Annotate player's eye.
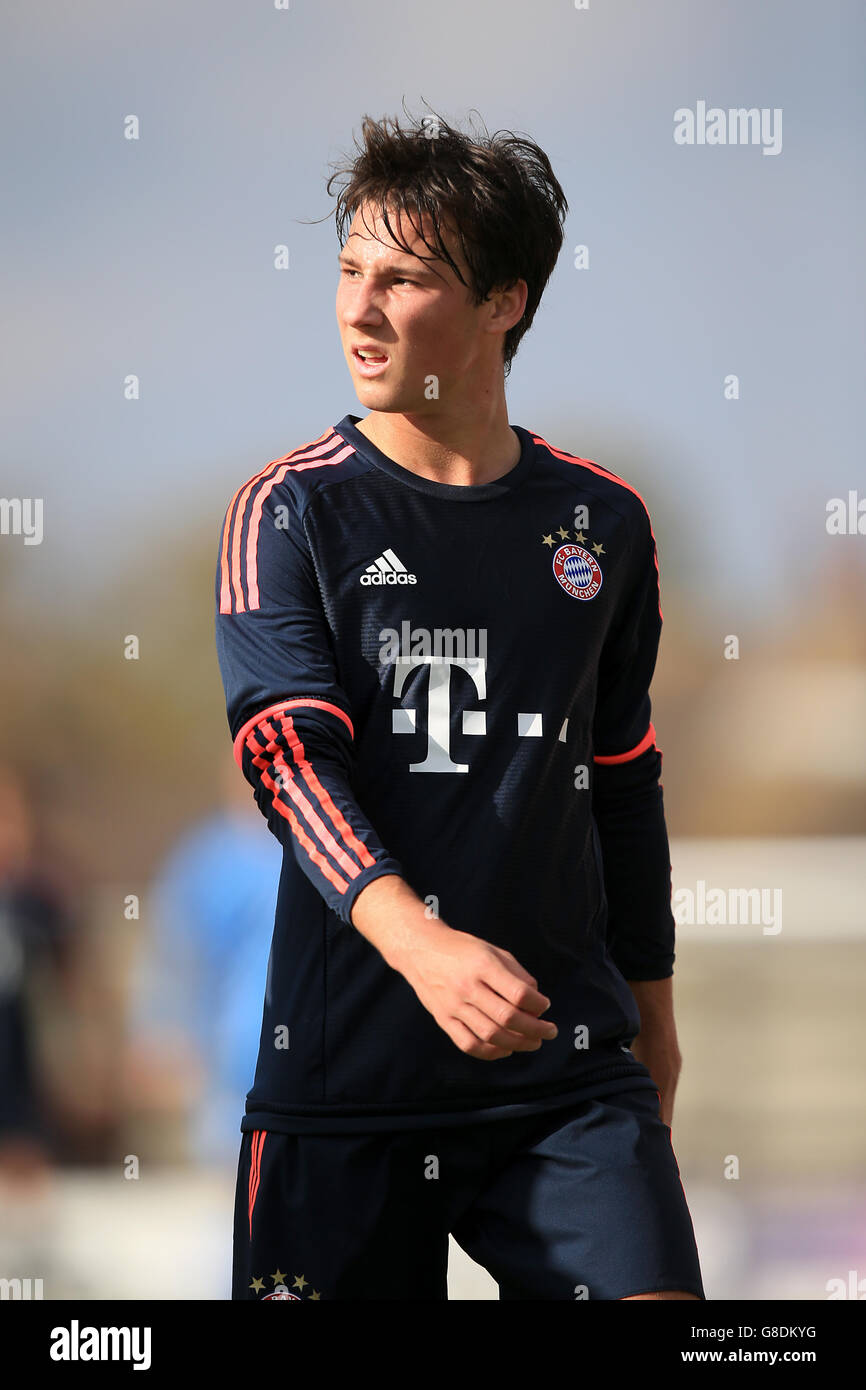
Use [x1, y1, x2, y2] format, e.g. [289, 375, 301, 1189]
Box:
[339, 268, 414, 285]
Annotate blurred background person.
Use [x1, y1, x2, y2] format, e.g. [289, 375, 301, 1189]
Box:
[0, 762, 85, 1291]
[124, 752, 281, 1169]
[0, 763, 72, 1181]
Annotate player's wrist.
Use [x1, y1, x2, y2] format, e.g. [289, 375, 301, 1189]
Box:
[351, 875, 452, 975]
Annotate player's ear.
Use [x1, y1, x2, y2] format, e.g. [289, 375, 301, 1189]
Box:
[483, 278, 527, 336]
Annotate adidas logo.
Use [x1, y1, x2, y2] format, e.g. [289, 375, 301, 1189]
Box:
[359, 548, 418, 586]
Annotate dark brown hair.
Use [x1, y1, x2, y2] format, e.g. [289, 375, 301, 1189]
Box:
[324, 104, 568, 377]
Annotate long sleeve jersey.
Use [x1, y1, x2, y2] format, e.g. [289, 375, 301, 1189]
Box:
[214, 414, 676, 1133]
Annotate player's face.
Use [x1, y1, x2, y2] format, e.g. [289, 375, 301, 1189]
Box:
[336, 201, 496, 414]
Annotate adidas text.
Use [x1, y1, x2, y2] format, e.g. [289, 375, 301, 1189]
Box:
[360, 570, 417, 585]
[360, 548, 417, 585]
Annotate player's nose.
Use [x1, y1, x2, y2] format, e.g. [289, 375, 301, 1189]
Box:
[339, 283, 386, 329]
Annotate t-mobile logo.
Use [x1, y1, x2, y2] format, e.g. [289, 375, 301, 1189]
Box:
[380, 625, 487, 773]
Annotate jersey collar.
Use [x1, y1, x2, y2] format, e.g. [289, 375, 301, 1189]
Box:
[333, 414, 536, 502]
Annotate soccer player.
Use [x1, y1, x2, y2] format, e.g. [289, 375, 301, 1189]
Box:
[215, 111, 704, 1301]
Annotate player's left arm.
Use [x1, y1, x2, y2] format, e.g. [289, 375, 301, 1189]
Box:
[625, 978, 681, 1129]
[591, 507, 682, 1127]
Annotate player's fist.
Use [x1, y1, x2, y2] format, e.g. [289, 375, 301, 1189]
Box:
[396, 923, 559, 1060]
[351, 874, 557, 1059]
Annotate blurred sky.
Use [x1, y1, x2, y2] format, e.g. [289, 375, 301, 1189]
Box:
[2, 0, 864, 621]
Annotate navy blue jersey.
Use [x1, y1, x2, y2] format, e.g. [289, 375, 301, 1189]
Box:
[214, 415, 676, 1132]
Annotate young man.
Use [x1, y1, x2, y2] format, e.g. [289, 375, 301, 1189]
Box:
[215, 112, 704, 1301]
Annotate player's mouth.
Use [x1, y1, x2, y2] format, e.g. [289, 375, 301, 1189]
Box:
[352, 345, 390, 377]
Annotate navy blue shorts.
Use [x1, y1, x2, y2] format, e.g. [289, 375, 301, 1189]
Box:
[232, 1084, 705, 1301]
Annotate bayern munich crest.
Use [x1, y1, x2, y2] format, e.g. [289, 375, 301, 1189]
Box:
[249, 1269, 321, 1299]
[552, 544, 603, 601]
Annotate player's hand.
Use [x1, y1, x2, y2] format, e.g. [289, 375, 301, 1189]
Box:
[396, 921, 558, 1060]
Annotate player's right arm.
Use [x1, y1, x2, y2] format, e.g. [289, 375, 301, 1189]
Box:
[214, 468, 554, 1058]
[215, 474, 404, 925]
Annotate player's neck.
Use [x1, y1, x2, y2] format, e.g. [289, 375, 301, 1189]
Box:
[354, 401, 521, 487]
